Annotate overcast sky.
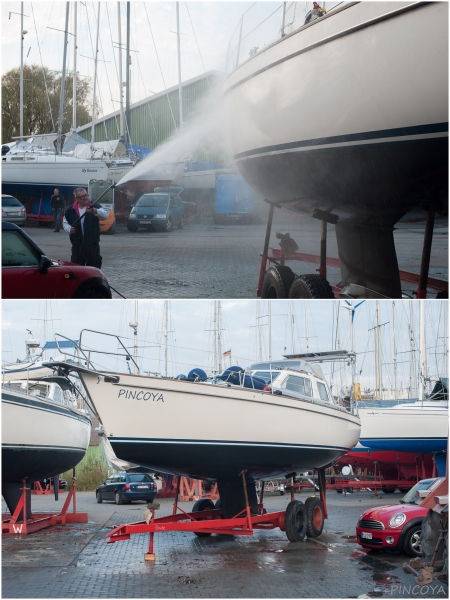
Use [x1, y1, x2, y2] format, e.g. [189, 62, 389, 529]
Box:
[1, 1, 314, 124]
[2, 299, 448, 397]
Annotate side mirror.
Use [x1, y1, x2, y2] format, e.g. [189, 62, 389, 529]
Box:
[38, 255, 52, 274]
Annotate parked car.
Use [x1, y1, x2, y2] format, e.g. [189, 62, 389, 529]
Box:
[127, 192, 184, 232]
[2, 221, 112, 299]
[96, 472, 158, 505]
[2, 194, 26, 226]
[356, 478, 440, 557]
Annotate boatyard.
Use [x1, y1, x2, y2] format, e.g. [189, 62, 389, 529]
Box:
[10, 214, 448, 299]
[2, 0, 449, 598]
[3, 490, 448, 599]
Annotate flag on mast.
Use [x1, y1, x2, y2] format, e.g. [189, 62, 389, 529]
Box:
[223, 349, 231, 356]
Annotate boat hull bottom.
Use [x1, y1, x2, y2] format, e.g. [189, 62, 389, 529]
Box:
[2, 482, 32, 519]
[110, 439, 348, 480]
[2, 447, 87, 484]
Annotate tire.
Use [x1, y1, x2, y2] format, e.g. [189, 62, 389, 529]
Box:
[105, 221, 116, 235]
[165, 218, 173, 232]
[403, 525, 422, 557]
[127, 224, 138, 232]
[96, 492, 102, 504]
[214, 499, 222, 509]
[382, 488, 396, 494]
[115, 492, 123, 505]
[79, 286, 110, 299]
[192, 498, 215, 537]
[336, 489, 343, 494]
[288, 274, 334, 299]
[305, 497, 324, 538]
[284, 500, 308, 542]
[261, 265, 296, 299]
[146, 499, 153, 503]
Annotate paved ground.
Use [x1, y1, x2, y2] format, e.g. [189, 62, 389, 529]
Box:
[22, 210, 448, 299]
[2, 489, 448, 598]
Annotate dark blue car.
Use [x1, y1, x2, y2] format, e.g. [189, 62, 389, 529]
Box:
[96, 472, 157, 505]
[127, 192, 184, 232]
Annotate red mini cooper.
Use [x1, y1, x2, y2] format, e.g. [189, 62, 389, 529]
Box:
[356, 478, 442, 557]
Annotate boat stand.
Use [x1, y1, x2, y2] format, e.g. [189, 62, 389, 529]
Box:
[257, 200, 448, 299]
[107, 469, 328, 562]
[2, 473, 87, 535]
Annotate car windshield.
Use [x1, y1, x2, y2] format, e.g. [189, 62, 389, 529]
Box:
[399, 479, 435, 504]
[2, 196, 22, 207]
[136, 195, 168, 208]
[127, 473, 153, 482]
[2, 231, 39, 267]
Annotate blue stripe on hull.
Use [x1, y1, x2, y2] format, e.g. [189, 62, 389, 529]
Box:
[359, 438, 448, 454]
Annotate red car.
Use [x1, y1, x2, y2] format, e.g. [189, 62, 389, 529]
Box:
[2, 221, 112, 299]
[356, 478, 441, 557]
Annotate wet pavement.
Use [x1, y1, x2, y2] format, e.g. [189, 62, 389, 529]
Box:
[22, 209, 448, 299]
[2, 490, 448, 598]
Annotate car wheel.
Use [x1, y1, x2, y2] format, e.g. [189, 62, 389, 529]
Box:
[105, 221, 116, 235]
[382, 488, 396, 494]
[192, 498, 215, 537]
[78, 286, 110, 299]
[261, 265, 296, 299]
[165, 218, 173, 232]
[403, 525, 422, 557]
[96, 492, 102, 504]
[127, 224, 138, 232]
[288, 274, 334, 299]
[115, 492, 123, 505]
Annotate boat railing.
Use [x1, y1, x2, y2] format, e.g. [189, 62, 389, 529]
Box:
[54, 330, 140, 375]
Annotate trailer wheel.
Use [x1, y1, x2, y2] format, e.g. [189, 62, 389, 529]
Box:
[192, 498, 215, 537]
[382, 488, 396, 494]
[288, 274, 334, 299]
[284, 500, 308, 542]
[305, 497, 324, 538]
[261, 266, 296, 299]
[214, 499, 222, 509]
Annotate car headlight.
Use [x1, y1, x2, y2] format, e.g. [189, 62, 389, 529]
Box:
[388, 513, 406, 528]
[154, 214, 166, 218]
[129, 213, 136, 218]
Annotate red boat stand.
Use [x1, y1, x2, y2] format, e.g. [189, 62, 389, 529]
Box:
[2, 474, 87, 535]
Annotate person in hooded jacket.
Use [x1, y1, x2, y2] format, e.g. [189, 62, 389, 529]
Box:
[63, 187, 109, 268]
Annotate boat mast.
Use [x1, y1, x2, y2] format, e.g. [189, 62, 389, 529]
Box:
[289, 301, 295, 354]
[377, 300, 382, 399]
[57, 2, 70, 154]
[176, 2, 183, 132]
[409, 300, 417, 398]
[117, 3, 124, 138]
[90, 2, 101, 157]
[164, 300, 169, 377]
[217, 301, 222, 373]
[125, 2, 131, 150]
[257, 303, 262, 362]
[392, 301, 398, 400]
[129, 301, 138, 374]
[72, 1, 77, 130]
[304, 301, 309, 352]
[268, 301, 272, 363]
[20, 2, 24, 141]
[419, 301, 427, 403]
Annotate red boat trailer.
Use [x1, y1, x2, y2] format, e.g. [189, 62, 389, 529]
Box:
[257, 203, 448, 299]
[107, 470, 328, 562]
[2, 473, 87, 536]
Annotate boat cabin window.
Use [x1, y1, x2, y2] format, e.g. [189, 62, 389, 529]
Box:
[317, 382, 331, 403]
[53, 386, 62, 404]
[251, 371, 281, 384]
[2, 231, 40, 267]
[285, 375, 312, 397]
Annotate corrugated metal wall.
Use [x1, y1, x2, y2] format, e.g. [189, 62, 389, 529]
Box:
[77, 73, 222, 163]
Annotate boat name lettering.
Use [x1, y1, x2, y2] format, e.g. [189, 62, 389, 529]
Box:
[81, 168, 99, 173]
[118, 389, 164, 402]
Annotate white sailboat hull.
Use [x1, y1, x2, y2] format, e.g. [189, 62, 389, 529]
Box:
[358, 403, 449, 455]
[79, 370, 361, 480]
[2, 386, 91, 484]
